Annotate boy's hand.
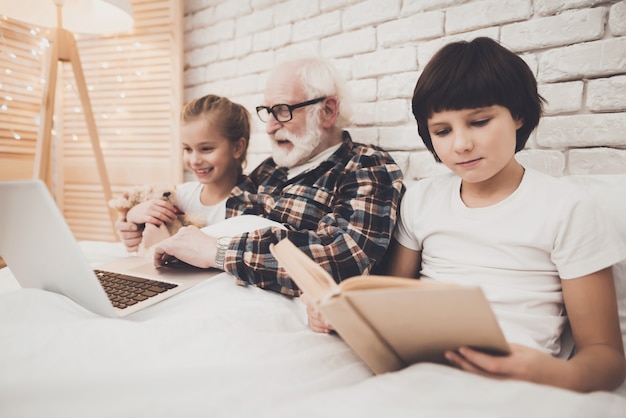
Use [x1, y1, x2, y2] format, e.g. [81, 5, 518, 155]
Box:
[444, 343, 551, 384]
[301, 293, 334, 333]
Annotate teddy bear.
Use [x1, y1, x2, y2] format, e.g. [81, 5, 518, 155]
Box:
[108, 184, 206, 237]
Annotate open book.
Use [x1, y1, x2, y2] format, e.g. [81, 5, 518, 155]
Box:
[270, 238, 511, 375]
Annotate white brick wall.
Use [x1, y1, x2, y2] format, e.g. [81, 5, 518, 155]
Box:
[501, 8, 605, 51]
[183, 0, 626, 179]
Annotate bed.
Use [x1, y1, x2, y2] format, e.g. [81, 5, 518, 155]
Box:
[1, 174, 625, 418]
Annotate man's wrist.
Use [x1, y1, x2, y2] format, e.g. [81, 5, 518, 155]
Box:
[214, 236, 230, 270]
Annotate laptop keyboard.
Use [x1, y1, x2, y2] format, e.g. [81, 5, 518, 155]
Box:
[94, 269, 178, 310]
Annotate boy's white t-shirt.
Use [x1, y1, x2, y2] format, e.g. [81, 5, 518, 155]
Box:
[175, 181, 226, 226]
[394, 168, 625, 355]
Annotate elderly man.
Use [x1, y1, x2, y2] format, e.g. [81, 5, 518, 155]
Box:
[117, 57, 404, 312]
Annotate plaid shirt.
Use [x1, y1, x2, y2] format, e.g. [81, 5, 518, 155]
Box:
[223, 131, 404, 296]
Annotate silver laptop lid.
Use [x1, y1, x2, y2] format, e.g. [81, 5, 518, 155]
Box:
[0, 180, 117, 317]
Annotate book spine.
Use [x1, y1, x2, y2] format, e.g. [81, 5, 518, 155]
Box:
[321, 297, 405, 374]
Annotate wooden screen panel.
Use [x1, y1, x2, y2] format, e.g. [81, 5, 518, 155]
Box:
[0, 0, 182, 242]
[58, 0, 183, 241]
[0, 19, 43, 180]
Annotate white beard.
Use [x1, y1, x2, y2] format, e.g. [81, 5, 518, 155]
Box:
[271, 110, 324, 168]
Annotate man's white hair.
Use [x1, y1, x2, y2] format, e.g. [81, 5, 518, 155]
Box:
[293, 56, 353, 130]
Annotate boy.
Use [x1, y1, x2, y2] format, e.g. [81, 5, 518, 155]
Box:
[384, 37, 625, 392]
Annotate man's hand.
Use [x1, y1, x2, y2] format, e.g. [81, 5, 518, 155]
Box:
[153, 226, 217, 269]
[301, 293, 334, 333]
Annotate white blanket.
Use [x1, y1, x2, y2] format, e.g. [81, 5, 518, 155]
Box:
[1, 239, 625, 418]
[3, 173, 626, 417]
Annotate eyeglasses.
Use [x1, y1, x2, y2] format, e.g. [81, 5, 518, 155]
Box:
[256, 97, 326, 123]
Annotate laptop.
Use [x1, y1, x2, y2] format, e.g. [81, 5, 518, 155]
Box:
[0, 179, 219, 317]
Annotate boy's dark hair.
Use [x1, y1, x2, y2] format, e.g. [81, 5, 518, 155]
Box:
[411, 37, 545, 162]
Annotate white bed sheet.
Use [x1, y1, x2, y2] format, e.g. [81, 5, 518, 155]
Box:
[1, 240, 625, 418]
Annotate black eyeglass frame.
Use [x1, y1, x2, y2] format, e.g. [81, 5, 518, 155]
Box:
[256, 97, 327, 123]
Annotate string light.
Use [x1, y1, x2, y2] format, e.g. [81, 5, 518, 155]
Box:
[0, 18, 45, 141]
[1, 17, 146, 144]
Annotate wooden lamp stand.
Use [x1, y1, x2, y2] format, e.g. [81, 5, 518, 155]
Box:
[34, 3, 117, 232]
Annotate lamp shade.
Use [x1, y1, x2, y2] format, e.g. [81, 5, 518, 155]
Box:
[0, 0, 134, 34]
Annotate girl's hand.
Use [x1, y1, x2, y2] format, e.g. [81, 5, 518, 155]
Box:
[444, 343, 554, 385]
[126, 200, 179, 226]
[142, 223, 172, 249]
[115, 220, 143, 252]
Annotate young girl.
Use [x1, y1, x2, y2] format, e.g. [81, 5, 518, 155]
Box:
[121, 94, 250, 251]
[385, 37, 625, 392]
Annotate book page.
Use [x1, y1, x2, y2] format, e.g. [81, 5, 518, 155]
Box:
[338, 275, 459, 292]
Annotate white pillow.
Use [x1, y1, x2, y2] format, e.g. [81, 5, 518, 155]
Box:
[201, 214, 287, 237]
